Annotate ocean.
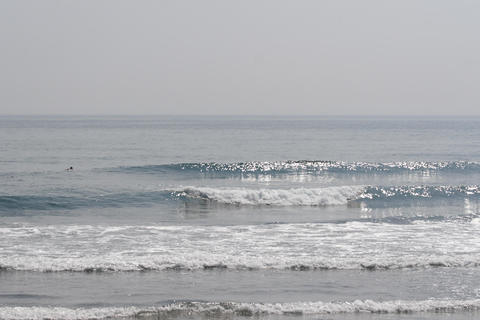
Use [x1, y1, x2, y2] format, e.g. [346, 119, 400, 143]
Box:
[1, 115, 480, 320]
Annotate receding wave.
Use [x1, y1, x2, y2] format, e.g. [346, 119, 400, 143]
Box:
[2, 298, 480, 319]
[2, 221, 480, 272]
[110, 160, 480, 175]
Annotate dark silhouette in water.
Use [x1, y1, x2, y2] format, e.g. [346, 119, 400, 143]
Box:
[66, 166, 73, 171]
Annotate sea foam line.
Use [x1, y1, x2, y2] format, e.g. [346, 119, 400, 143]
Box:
[2, 299, 480, 319]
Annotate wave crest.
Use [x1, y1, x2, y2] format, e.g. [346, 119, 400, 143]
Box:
[3, 185, 480, 212]
[173, 185, 480, 206]
[173, 186, 363, 206]
[112, 160, 480, 175]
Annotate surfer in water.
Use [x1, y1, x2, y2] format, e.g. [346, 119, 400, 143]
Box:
[66, 166, 73, 171]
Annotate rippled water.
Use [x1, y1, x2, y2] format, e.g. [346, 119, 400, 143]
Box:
[2, 116, 480, 320]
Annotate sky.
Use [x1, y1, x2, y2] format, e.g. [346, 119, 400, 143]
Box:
[0, 1, 479, 115]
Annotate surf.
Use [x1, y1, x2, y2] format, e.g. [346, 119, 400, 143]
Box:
[3, 298, 480, 319]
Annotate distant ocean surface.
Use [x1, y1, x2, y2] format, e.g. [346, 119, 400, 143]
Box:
[2, 115, 480, 320]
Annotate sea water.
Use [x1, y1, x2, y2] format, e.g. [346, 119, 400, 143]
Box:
[1, 115, 480, 320]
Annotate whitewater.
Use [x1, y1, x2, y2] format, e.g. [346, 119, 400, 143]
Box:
[2, 115, 480, 320]
[2, 220, 480, 272]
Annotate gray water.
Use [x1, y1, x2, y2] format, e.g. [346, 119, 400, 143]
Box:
[1, 116, 480, 319]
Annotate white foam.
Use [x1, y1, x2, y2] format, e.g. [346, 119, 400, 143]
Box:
[174, 186, 364, 206]
[2, 299, 480, 319]
[1, 221, 480, 271]
[0, 306, 146, 320]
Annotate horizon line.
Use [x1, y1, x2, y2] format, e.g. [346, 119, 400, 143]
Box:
[2, 114, 480, 118]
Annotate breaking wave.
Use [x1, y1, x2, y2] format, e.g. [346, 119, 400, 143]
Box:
[3, 185, 480, 212]
[172, 186, 363, 206]
[173, 185, 480, 206]
[2, 299, 480, 319]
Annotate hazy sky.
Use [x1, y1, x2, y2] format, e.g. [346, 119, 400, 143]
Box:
[1, 1, 479, 115]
